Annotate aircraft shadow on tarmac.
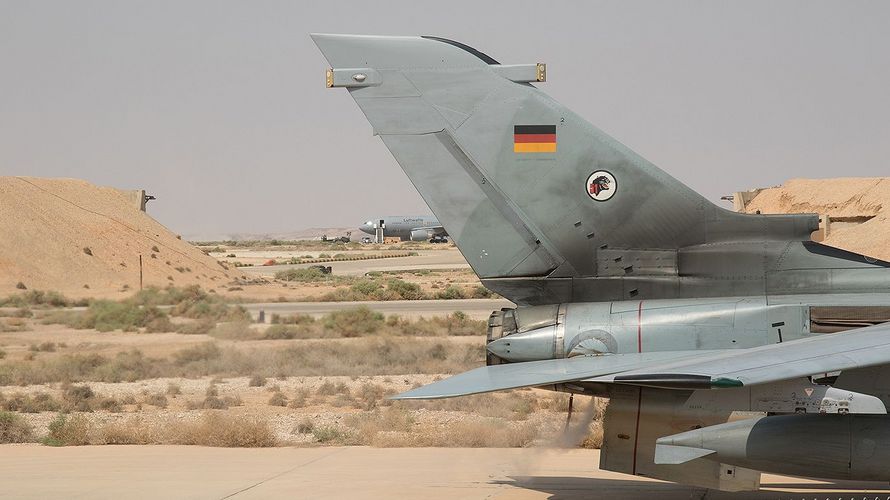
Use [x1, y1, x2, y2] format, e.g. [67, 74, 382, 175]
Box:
[498, 476, 890, 500]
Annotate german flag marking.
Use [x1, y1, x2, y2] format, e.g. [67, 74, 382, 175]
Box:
[514, 125, 556, 153]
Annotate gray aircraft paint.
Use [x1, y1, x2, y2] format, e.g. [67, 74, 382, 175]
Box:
[358, 215, 443, 241]
[314, 33, 890, 491]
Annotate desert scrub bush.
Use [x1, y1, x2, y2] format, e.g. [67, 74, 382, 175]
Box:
[385, 279, 426, 300]
[5, 307, 33, 318]
[67, 300, 172, 332]
[261, 324, 312, 340]
[174, 318, 216, 335]
[30, 341, 57, 352]
[136, 285, 249, 322]
[354, 382, 391, 410]
[0, 290, 71, 308]
[42, 413, 91, 446]
[166, 383, 182, 396]
[1, 317, 30, 332]
[470, 285, 494, 299]
[321, 307, 383, 337]
[311, 426, 346, 444]
[0, 411, 33, 443]
[344, 407, 414, 445]
[168, 286, 248, 322]
[96, 418, 155, 445]
[435, 285, 466, 300]
[97, 396, 123, 413]
[207, 321, 257, 340]
[0, 349, 161, 385]
[274, 267, 329, 282]
[248, 375, 266, 387]
[62, 384, 96, 412]
[288, 388, 310, 408]
[295, 419, 314, 434]
[270, 313, 314, 325]
[0, 338, 482, 384]
[1, 391, 61, 412]
[145, 393, 168, 408]
[268, 392, 288, 407]
[315, 381, 338, 396]
[350, 279, 382, 296]
[172, 342, 221, 366]
[172, 412, 277, 447]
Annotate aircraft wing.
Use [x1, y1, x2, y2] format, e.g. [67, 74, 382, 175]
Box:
[391, 350, 715, 399]
[589, 321, 890, 388]
[394, 322, 890, 399]
[412, 225, 447, 235]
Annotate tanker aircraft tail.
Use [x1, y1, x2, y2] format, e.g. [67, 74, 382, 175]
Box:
[311, 33, 820, 304]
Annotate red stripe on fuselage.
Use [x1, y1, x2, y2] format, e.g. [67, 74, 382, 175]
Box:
[513, 133, 557, 143]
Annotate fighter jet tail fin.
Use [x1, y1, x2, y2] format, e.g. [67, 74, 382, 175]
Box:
[313, 34, 818, 290]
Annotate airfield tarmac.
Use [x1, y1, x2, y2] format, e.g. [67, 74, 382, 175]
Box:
[2, 445, 887, 500]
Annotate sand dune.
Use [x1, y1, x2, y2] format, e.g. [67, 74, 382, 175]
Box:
[0, 177, 231, 298]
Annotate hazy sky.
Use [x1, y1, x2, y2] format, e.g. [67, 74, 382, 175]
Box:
[2, 1, 889, 237]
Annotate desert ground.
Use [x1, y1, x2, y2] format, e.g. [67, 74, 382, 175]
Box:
[3, 177, 890, 498]
[4, 446, 889, 499]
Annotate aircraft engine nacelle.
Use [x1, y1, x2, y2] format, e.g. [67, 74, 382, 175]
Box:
[656, 413, 890, 481]
[486, 297, 817, 365]
[485, 304, 616, 365]
[410, 229, 431, 241]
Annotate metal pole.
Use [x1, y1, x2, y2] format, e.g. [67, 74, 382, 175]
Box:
[139, 254, 143, 290]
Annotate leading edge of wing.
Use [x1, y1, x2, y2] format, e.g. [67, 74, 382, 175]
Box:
[391, 351, 711, 400]
[589, 322, 890, 388]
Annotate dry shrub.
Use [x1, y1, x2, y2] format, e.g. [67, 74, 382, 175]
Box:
[248, 375, 266, 387]
[0, 307, 32, 318]
[268, 392, 287, 407]
[288, 388, 309, 408]
[345, 407, 414, 445]
[145, 393, 168, 408]
[1, 317, 31, 332]
[355, 382, 389, 410]
[165, 383, 181, 397]
[175, 318, 216, 335]
[321, 307, 384, 337]
[0, 338, 481, 386]
[208, 322, 257, 340]
[172, 412, 277, 447]
[173, 343, 221, 365]
[262, 324, 315, 340]
[97, 419, 156, 445]
[295, 419, 314, 434]
[311, 426, 346, 443]
[1, 391, 61, 412]
[581, 420, 604, 449]
[63, 384, 95, 412]
[97, 397, 123, 413]
[0, 411, 33, 443]
[43, 413, 91, 446]
[316, 381, 337, 396]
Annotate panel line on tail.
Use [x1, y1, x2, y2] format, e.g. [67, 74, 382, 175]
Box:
[435, 130, 564, 276]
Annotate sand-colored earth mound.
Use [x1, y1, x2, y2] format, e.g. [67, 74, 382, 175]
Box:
[742, 177, 890, 260]
[0, 177, 231, 298]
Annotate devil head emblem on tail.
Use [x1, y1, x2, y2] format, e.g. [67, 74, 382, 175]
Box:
[586, 171, 617, 201]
